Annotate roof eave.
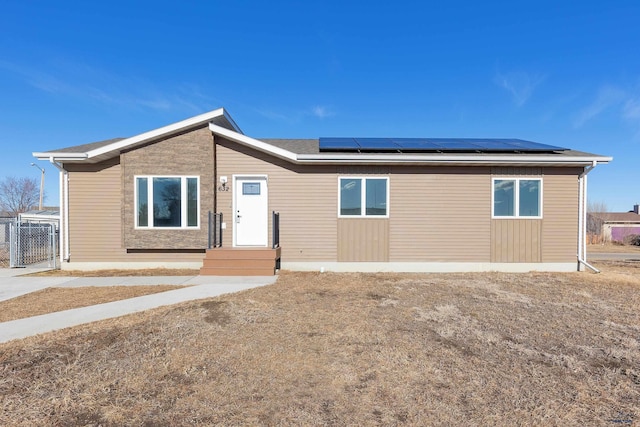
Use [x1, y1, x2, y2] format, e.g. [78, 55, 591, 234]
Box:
[295, 154, 613, 166]
[210, 124, 613, 166]
[33, 108, 241, 164]
[32, 152, 89, 162]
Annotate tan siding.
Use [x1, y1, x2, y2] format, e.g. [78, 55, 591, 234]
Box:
[491, 220, 541, 262]
[338, 219, 389, 261]
[216, 137, 337, 261]
[389, 167, 491, 262]
[490, 167, 580, 263]
[491, 167, 543, 176]
[490, 167, 543, 262]
[66, 159, 205, 263]
[542, 168, 579, 262]
[66, 158, 123, 262]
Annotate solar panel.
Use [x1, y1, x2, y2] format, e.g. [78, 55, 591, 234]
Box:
[355, 138, 401, 151]
[318, 137, 568, 153]
[318, 137, 360, 151]
[390, 138, 442, 150]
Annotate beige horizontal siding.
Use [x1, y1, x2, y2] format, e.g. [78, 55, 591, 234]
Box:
[216, 137, 337, 261]
[542, 168, 580, 262]
[338, 218, 389, 261]
[66, 158, 125, 262]
[66, 159, 205, 263]
[389, 166, 491, 262]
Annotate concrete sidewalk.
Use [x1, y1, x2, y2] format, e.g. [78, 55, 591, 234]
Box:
[0, 274, 277, 343]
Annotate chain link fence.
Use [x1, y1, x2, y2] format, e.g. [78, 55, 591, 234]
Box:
[0, 219, 57, 269]
[0, 218, 14, 268]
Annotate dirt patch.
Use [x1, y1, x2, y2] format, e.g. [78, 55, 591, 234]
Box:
[0, 267, 639, 426]
[25, 268, 201, 277]
[0, 285, 185, 322]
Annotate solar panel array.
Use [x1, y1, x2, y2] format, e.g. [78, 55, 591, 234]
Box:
[318, 137, 567, 153]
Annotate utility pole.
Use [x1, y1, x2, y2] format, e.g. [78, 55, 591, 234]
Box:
[30, 163, 45, 210]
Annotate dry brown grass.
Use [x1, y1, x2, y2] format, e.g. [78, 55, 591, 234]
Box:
[1, 265, 639, 426]
[588, 242, 640, 253]
[0, 286, 185, 322]
[25, 268, 201, 277]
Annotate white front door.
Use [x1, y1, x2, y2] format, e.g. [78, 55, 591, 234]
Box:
[234, 176, 268, 246]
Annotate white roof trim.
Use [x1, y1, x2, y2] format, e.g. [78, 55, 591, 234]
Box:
[33, 108, 240, 162]
[209, 123, 298, 162]
[208, 123, 612, 167]
[87, 108, 233, 159]
[32, 152, 88, 161]
[34, 108, 612, 167]
[296, 154, 613, 166]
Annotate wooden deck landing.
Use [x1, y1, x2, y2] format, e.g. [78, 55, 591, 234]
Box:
[200, 247, 281, 276]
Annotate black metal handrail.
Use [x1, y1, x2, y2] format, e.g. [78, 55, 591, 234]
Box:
[272, 211, 280, 249]
[208, 211, 223, 249]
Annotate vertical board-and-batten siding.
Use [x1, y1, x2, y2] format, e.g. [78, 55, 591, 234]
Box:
[215, 137, 337, 261]
[389, 167, 491, 262]
[337, 219, 389, 262]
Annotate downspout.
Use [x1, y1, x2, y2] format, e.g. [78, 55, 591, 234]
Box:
[49, 157, 70, 263]
[578, 161, 599, 273]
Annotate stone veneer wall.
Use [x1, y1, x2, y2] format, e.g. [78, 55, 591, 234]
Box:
[121, 125, 214, 249]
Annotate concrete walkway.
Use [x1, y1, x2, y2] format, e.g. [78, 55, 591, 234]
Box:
[0, 271, 277, 343]
[587, 252, 640, 261]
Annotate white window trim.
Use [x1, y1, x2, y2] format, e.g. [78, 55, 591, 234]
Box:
[338, 176, 390, 218]
[491, 177, 543, 219]
[134, 175, 201, 229]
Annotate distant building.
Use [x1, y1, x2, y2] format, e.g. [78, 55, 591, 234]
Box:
[588, 205, 640, 243]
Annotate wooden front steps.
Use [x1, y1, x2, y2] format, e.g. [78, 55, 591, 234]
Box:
[200, 247, 281, 276]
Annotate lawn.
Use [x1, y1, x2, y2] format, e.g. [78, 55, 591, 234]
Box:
[0, 285, 186, 322]
[1, 263, 638, 426]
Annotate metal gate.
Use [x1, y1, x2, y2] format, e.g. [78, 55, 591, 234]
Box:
[9, 221, 57, 268]
[0, 219, 12, 268]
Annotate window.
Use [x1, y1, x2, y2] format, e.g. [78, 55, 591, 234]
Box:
[242, 182, 261, 195]
[135, 176, 200, 228]
[493, 178, 542, 218]
[339, 177, 389, 217]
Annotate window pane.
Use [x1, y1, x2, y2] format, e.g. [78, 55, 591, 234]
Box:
[187, 178, 198, 227]
[153, 178, 181, 227]
[340, 178, 361, 215]
[137, 178, 148, 227]
[494, 179, 515, 216]
[242, 182, 260, 195]
[519, 180, 540, 217]
[366, 179, 387, 215]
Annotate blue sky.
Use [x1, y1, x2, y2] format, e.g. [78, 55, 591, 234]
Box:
[1, 1, 639, 211]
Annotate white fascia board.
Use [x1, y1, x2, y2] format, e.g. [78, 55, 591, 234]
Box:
[86, 108, 228, 159]
[209, 123, 298, 162]
[208, 125, 613, 167]
[32, 152, 88, 161]
[296, 153, 612, 166]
